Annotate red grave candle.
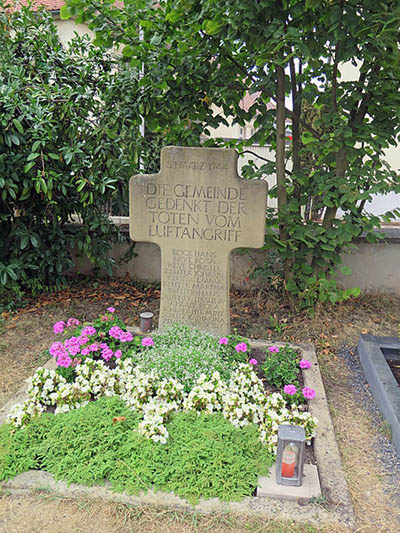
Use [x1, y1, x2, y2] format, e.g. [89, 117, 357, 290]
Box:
[281, 443, 297, 478]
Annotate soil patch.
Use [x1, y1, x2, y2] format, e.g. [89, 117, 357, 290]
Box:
[387, 359, 400, 387]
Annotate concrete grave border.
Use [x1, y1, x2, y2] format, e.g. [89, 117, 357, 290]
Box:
[0, 341, 355, 529]
[358, 334, 400, 456]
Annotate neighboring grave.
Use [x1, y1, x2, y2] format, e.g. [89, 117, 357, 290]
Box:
[129, 146, 267, 335]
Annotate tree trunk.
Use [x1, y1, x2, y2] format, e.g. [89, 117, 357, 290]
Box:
[276, 64, 292, 284]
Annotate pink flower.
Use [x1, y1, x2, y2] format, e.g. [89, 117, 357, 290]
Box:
[218, 337, 228, 345]
[49, 341, 66, 358]
[109, 326, 123, 339]
[268, 346, 280, 353]
[107, 307, 115, 313]
[81, 347, 91, 355]
[78, 335, 89, 346]
[81, 326, 96, 337]
[249, 358, 258, 365]
[114, 350, 122, 358]
[64, 337, 81, 356]
[302, 387, 316, 400]
[53, 321, 65, 334]
[284, 384, 297, 396]
[120, 331, 133, 343]
[235, 342, 248, 353]
[101, 347, 113, 361]
[141, 337, 154, 347]
[66, 318, 81, 328]
[299, 359, 312, 369]
[56, 353, 72, 368]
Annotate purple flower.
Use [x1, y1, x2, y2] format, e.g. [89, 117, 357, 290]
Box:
[141, 337, 154, 347]
[299, 359, 312, 369]
[302, 387, 316, 400]
[268, 346, 280, 353]
[81, 347, 91, 355]
[218, 337, 228, 345]
[107, 307, 115, 313]
[114, 349, 122, 359]
[81, 326, 96, 337]
[56, 353, 72, 368]
[283, 384, 297, 396]
[249, 358, 258, 365]
[235, 342, 248, 353]
[53, 321, 65, 334]
[66, 317, 81, 328]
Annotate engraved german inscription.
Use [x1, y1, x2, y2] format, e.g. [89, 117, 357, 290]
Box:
[129, 146, 267, 335]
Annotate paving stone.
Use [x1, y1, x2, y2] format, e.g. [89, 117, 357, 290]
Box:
[257, 464, 321, 501]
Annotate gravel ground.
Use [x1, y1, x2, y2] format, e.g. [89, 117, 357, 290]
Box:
[338, 344, 400, 513]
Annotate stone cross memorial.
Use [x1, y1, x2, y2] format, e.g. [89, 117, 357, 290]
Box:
[129, 146, 267, 335]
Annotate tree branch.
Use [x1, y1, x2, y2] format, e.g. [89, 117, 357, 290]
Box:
[332, 42, 339, 112]
[239, 150, 293, 175]
[221, 49, 322, 139]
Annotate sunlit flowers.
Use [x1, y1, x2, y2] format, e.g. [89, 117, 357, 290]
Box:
[218, 337, 228, 345]
[299, 359, 312, 369]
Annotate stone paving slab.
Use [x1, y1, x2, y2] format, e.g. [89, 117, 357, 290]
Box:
[257, 464, 321, 500]
[0, 341, 356, 529]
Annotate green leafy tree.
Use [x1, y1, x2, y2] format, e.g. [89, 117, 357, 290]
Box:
[0, 2, 148, 296]
[62, 0, 400, 307]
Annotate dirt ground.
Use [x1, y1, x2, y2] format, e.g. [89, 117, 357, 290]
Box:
[0, 278, 399, 532]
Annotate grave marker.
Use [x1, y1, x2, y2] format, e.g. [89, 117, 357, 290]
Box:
[129, 146, 267, 335]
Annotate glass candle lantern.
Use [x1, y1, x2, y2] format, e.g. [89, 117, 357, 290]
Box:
[140, 311, 153, 333]
[275, 424, 306, 486]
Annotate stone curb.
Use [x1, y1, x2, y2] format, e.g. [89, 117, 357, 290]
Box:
[0, 341, 356, 529]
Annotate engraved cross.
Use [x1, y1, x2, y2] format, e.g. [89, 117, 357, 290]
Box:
[129, 146, 267, 335]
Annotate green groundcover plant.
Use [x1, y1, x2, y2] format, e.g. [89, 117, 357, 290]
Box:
[0, 397, 272, 503]
[1, 311, 318, 502]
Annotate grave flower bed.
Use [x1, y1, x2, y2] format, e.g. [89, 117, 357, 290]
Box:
[0, 310, 317, 503]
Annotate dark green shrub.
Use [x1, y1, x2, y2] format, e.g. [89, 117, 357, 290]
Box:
[0, 3, 156, 299]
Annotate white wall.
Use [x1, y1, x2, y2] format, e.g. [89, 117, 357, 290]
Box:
[339, 62, 400, 219]
[56, 19, 94, 44]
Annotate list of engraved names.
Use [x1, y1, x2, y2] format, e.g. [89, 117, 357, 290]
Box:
[162, 248, 225, 325]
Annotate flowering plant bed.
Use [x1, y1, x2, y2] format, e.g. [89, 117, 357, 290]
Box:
[0, 310, 317, 503]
